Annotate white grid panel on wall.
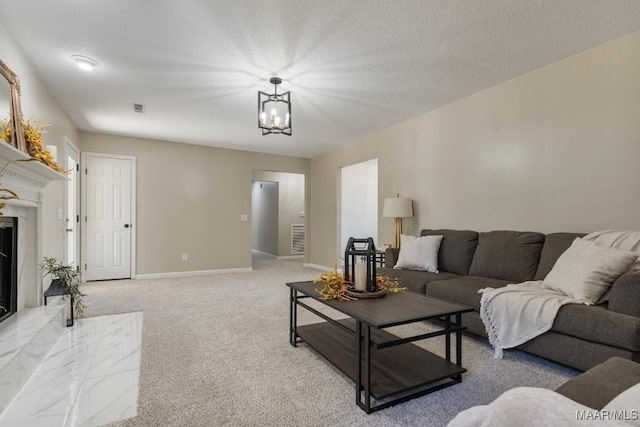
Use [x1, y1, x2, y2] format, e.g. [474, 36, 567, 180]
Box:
[291, 224, 305, 255]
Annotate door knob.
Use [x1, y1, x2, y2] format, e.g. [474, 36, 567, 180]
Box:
[66, 228, 73, 232]
[124, 224, 130, 228]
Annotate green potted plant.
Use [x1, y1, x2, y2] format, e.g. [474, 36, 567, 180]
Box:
[42, 257, 85, 322]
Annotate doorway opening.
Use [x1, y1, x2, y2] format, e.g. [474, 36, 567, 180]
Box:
[252, 180, 279, 257]
[339, 159, 378, 260]
[251, 171, 305, 265]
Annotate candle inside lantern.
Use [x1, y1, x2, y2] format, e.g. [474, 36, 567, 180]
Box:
[355, 262, 367, 291]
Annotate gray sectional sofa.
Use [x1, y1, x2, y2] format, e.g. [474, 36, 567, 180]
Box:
[379, 229, 640, 371]
[556, 356, 640, 410]
[448, 356, 640, 425]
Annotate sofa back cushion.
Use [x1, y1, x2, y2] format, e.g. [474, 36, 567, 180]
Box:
[468, 230, 545, 282]
[420, 229, 479, 275]
[534, 232, 586, 280]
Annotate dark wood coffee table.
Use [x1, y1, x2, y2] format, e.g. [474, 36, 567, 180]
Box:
[287, 281, 473, 413]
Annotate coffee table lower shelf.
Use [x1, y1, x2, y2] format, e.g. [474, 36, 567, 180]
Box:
[297, 320, 466, 402]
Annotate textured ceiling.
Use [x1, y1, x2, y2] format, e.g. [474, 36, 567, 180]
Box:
[0, 1, 639, 158]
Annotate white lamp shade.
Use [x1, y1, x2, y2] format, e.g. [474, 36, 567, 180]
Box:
[383, 197, 413, 218]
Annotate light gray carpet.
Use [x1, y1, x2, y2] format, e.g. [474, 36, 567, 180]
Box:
[83, 253, 578, 427]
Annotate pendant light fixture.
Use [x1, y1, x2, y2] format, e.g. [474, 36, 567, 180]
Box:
[258, 77, 291, 135]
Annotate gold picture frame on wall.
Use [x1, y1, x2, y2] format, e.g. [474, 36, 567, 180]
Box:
[0, 59, 27, 153]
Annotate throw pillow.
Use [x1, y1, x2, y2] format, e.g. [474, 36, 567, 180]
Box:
[393, 234, 443, 273]
[543, 238, 638, 304]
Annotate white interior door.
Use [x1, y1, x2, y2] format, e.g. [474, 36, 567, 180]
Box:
[64, 141, 80, 268]
[83, 154, 135, 281]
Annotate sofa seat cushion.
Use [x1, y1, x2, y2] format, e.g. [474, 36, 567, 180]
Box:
[425, 276, 511, 311]
[534, 232, 586, 280]
[420, 229, 478, 275]
[551, 303, 640, 352]
[469, 230, 545, 282]
[377, 267, 459, 294]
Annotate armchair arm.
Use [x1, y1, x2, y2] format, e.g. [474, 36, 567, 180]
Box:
[608, 274, 640, 317]
[385, 247, 400, 268]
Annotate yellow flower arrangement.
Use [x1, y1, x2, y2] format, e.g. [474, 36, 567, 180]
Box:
[23, 118, 49, 153]
[313, 267, 407, 301]
[0, 117, 12, 144]
[0, 117, 67, 173]
[0, 117, 65, 215]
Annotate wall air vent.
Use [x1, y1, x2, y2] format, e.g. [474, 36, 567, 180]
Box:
[133, 103, 146, 114]
[291, 224, 305, 255]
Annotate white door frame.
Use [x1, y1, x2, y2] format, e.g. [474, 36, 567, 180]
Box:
[64, 139, 80, 268]
[81, 152, 137, 280]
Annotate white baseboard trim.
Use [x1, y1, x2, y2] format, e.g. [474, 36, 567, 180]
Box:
[303, 263, 335, 272]
[136, 268, 253, 280]
[278, 255, 304, 260]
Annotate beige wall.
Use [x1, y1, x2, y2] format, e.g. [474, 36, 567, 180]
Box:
[79, 132, 310, 275]
[309, 30, 640, 268]
[252, 171, 305, 257]
[0, 23, 79, 263]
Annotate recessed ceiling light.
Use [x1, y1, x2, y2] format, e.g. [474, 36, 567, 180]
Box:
[71, 55, 98, 71]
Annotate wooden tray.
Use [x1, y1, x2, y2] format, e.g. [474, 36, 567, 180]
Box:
[345, 285, 387, 299]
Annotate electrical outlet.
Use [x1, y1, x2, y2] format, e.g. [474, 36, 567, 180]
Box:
[299, 211, 305, 217]
[182, 254, 188, 261]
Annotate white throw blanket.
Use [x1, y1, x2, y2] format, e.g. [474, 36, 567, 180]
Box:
[479, 281, 581, 358]
[448, 387, 633, 427]
[479, 229, 640, 359]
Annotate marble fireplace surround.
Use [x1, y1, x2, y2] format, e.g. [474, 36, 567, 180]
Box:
[0, 142, 66, 312]
[0, 142, 66, 413]
[0, 145, 143, 425]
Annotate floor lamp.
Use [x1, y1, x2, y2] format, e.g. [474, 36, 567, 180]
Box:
[382, 196, 414, 248]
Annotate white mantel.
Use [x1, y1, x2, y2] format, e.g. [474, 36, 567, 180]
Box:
[0, 142, 66, 309]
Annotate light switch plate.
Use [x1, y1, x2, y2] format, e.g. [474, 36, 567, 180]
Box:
[240, 214, 248, 222]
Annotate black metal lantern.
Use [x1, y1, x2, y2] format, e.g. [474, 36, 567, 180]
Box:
[258, 77, 292, 136]
[344, 237, 377, 293]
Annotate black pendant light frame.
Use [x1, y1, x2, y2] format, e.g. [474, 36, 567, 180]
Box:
[258, 77, 292, 136]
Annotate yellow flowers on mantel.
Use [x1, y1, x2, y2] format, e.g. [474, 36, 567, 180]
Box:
[0, 117, 67, 175]
[23, 118, 67, 175]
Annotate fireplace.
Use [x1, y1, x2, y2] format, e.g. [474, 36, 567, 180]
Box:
[0, 217, 18, 323]
[0, 142, 66, 315]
